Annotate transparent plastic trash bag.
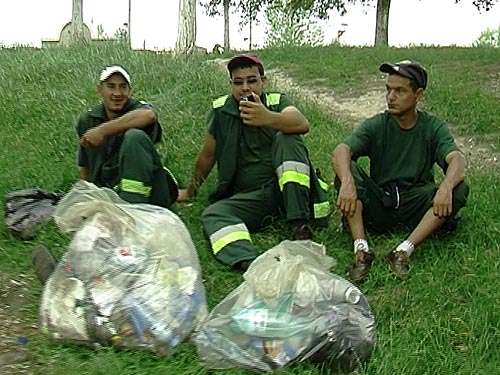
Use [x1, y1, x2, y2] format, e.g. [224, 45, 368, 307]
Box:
[39, 180, 208, 355]
[194, 240, 376, 373]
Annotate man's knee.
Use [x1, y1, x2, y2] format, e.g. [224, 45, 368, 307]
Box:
[201, 202, 225, 227]
[273, 132, 306, 151]
[122, 128, 151, 146]
[334, 161, 365, 194]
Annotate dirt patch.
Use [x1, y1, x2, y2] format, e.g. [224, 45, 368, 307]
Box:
[269, 69, 387, 126]
[0, 272, 38, 375]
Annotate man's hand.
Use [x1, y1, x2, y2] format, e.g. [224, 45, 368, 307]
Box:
[433, 185, 453, 218]
[80, 127, 106, 148]
[239, 93, 271, 127]
[177, 188, 193, 202]
[337, 180, 358, 218]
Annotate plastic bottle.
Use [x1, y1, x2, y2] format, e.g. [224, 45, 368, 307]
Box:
[330, 278, 361, 304]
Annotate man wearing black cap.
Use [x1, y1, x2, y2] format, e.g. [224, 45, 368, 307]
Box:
[178, 54, 330, 271]
[331, 60, 469, 282]
[76, 64, 178, 208]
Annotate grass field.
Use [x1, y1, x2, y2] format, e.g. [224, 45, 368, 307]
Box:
[0, 44, 498, 375]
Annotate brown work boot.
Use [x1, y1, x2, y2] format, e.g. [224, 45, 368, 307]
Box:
[292, 223, 313, 241]
[349, 250, 375, 283]
[385, 249, 410, 279]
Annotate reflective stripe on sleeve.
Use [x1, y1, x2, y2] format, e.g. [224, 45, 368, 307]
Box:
[265, 93, 281, 106]
[120, 179, 152, 197]
[276, 161, 310, 191]
[209, 223, 252, 255]
[213, 95, 228, 108]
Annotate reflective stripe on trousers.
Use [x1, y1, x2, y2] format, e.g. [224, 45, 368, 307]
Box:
[314, 200, 331, 219]
[317, 178, 330, 192]
[209, 223, 252, 255]
[276, 161, 310, 191]
[120, 178, 152, 197]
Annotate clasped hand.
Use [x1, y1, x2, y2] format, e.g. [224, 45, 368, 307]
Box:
[239, 94, 270, 127]
[80, 127, 105, 148]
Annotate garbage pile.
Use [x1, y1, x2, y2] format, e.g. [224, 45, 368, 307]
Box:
[39, 181, 207, 355]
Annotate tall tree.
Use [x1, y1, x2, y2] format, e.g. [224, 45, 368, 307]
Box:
[374, 0, 390, 46]
[202, 0, 234, 51]
[282, 0, 498, 46]
[458, 0, 498, 11]
[176, 0, 197, 54]
[203, 0, 265, 51]
[59, 0, 90, 46]
[223, 0, 230, 50]
[203, 0, 498, 49]
[71, 0, 85, 42]
[265, 3, 324, 47]
[128, 0, 132, 49]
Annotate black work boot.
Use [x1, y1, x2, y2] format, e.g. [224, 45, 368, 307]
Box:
[32, 245, 57, 284]
[292, 223, 313, 241]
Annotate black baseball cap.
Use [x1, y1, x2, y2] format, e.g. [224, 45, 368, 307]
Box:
[227, 54, 264, 74]
[379, 60, 427, 90]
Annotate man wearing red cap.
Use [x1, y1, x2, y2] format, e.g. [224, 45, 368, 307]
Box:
[332, 60, 469, 282]
[178, 54, 330, 271]
[76, 64, 178, 208]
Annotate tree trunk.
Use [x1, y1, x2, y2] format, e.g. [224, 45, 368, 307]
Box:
[70, 0, 86, 44]
[128, 0, 132, 49]
[175, 0, 197, 54]
[374, 0, 391, 46]
[249, 18, 253, 51]
[223, 0, 230, 51]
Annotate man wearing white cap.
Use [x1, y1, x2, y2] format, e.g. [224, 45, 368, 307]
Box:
[32, 65, 179, 284]
[76, 64, 177, 208]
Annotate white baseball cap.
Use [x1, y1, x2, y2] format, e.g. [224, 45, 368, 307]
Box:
[99, 65, 131, 85]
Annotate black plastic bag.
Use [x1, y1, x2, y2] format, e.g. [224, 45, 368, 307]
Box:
[4, 188, 63, 240]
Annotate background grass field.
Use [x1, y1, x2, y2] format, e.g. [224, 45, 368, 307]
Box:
[0, 44, 498, 374]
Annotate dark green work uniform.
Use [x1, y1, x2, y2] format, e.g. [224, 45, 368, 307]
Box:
[76, 98, 178, 208]
[337, 110, 469, 232]
[202, 93, 330, 268]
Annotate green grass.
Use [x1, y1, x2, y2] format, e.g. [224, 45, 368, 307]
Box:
[0, 44, 499, 375]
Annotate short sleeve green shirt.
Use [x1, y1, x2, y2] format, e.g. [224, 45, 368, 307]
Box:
[343, 110, 459, 187]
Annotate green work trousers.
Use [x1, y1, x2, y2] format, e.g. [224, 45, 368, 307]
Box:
[336, 161, 469, 233]
[103, 129, 177, 208]
[202, 133, 312, 268]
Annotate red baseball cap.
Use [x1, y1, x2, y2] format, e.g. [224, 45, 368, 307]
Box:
[227, 54, 264, 74]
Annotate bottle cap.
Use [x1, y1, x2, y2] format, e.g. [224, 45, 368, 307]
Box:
[345, 286, 361, 304]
